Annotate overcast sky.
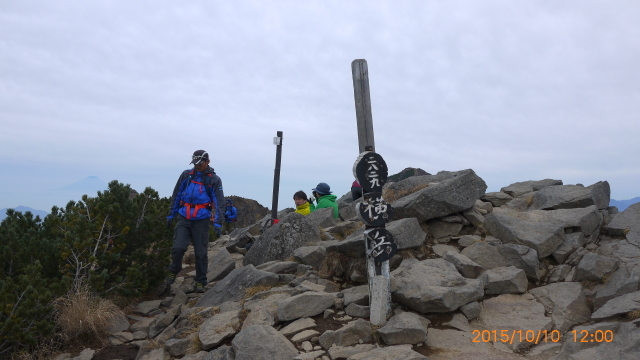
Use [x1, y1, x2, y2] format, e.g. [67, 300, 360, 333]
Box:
[1, 1, 639, 213]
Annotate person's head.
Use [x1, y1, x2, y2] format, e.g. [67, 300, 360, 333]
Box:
[190, 150, 210, 172]
[226, 199, 233, 206]
[312, 182, 332, 198]
[293, 190, 308, 207]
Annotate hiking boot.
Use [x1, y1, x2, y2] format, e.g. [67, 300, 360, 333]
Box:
[165, 272, 177, 286]
[195, 283, 205, 293]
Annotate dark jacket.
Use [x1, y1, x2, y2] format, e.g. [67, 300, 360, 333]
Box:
[167, 166, 225, 226]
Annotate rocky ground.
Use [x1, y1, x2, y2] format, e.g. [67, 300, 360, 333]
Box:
[55, 170, 640, 360]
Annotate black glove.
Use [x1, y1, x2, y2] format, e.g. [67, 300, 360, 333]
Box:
[166, 218, 173, 229]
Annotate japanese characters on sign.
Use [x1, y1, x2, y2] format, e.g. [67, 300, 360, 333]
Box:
[365, 228, 397, 263]
[356, 192, 394, 227]
[353, 151, 388, 192]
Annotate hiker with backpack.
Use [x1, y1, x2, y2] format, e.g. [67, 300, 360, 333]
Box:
[222, 198, 238, 235]
[165, 150, 225, 293]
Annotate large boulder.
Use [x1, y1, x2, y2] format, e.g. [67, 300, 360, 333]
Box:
[388, 169, 487, 222]
[377, 311, 430, 345]
[195, 265, 280, 307]
[460, 242, 540, 281]
[529, 282, 591, 333]
[500, 179, 563, 197]
[243, 212, 321, 266]
[484, 207, 564, 258]
[231, 325, 298, 360]
[528, 181, 610, 210]
[392, 258, 484, 313]
[602, 202, 640, 247]
[206, 248, 236, 282]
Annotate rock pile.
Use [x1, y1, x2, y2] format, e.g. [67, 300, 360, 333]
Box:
[57, 170, 640, 360]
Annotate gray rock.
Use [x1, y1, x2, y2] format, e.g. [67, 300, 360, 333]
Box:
[199, 309, 241, 350]
[134, 300, 162, 316]
[477, 293, 553, 352]
[442, 250, 484, 278]
[500, 179, 563, 197]
[138, 348, 170, 360]
[390, 169, 488, 222]
[244, 211, 322, 266]
[346, 345, 428, 360]
[165, 335, 193, 357]
[548, 205, 603, 238]
[344, 303, 370, 318]
[574, 253, 619, 282]
[195, 265, 280, 307]
[425, 218, 463, 241]
[130, 317, 155, 333]
[591, 290, 640, 319]
[392, 258, 484, 313]
[149, 304, 181, 338]
[232, 325, 298, 360]
[386, 217, 427, 249]
[593, 265, 640, 309]
[443, 312, 471, 331]
[279, 317, 316, 336]
[530, 282, 591, 333]
[528, 181, 610, 210]
[207, 248, 236, 282]
[108, 331, 133, 345]
[602, 202, 640, 235]
[322, 234, 366, 259]
[553, 232, 588, 264]
[277, 292, 335, 321]
[243, 291, 292, 320]
[327, 344, 376, 360]
[548, 264, 572, 283]
[318, 318, 373, 349]
[242, 307, 275, 329]
[293, 246, 327, 270]
[105, 313, 130, 333]
[462, 206, 485, 228]
[169, 290, 188, 308]
[307, 207, 338, 229]
[201, 345, 232, 360]
[255, 260, 300, 274]
[550, 320, 640, 360]
[460, 242, 540, 281]
[291, 329, 320, 342]
[481, 191, 514, 207]
[432, 244, 459, 256]
[458, 235, 482, 247]
[483, 266, 528, 294]
[341, 285, 369, 306]
[225, 229, 256, 253]
[377, 311, 430, 345]
[484, 207, 564, 258]
[460, 301, 481, 320]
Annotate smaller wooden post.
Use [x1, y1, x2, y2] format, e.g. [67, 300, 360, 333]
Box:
[352, 60, 375, 153]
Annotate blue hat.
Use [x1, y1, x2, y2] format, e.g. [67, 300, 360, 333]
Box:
[312, 182, 332, 195]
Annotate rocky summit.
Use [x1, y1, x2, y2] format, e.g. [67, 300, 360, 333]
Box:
[59, 170, 640, 360]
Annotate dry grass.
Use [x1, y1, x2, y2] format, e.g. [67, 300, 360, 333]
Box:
[382, 183, 429, 203]
[184, 251, 196, 266]
[11, 336, 64, 360]
[525, 196, 534, 207]
[319, 251, 366, 282]
[53, 285, 125, 346]
[627, 310, 640, 320]
[185, 334, 202, 355]
[243, 284, 279, 299]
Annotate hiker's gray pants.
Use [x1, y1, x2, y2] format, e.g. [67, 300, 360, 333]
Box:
[170, 215, 209, 285]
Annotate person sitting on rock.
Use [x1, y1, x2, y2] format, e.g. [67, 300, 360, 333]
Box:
[311, 182, 339, 218]
[293, 190, 315, 215]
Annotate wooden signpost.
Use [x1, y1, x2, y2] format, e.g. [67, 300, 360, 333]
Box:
[351, 60, 395, 325]
[353, 150, 396, 326]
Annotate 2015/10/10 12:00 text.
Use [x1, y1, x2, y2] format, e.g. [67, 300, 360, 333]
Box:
[471, 329, 615, 344]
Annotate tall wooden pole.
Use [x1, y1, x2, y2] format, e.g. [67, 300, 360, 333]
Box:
[352, 59, 375, 153]
[270, 131, 283, 220]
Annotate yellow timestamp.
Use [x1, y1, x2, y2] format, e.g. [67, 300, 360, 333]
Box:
[471, 329, 614, 344]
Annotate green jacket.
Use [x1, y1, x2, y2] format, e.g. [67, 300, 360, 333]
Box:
[315, 194, 339, 218]
[294, 201, 315, 215]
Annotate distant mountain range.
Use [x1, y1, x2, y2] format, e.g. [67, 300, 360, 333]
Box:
[0, 206, 49, 222]
[610, 197, 640, 212]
